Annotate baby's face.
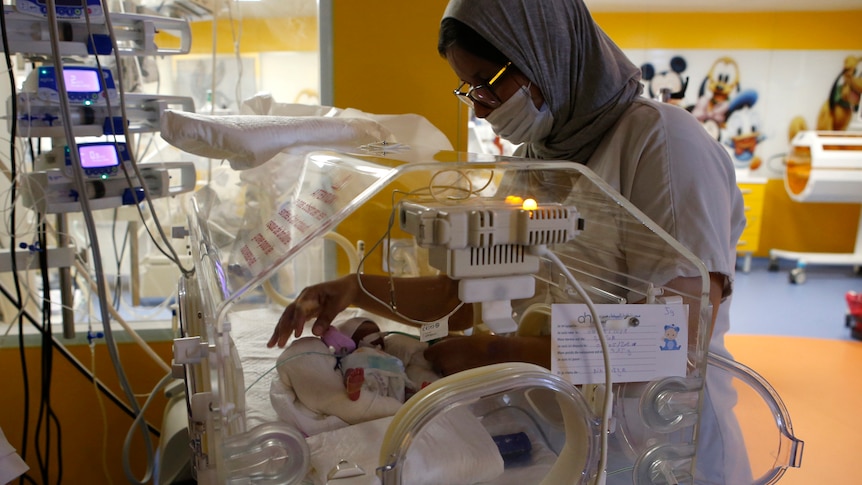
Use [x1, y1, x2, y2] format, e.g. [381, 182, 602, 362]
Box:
[353, 321, 385, 349]
[664, 328, 678, 339]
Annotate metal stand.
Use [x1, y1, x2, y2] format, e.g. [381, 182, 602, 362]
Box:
[769, 209, 862, 284]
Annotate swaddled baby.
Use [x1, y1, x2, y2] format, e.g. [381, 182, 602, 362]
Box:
[331, 317, 440, 397]
[270, 317, 441, 436]
[272, 336, 402, 433]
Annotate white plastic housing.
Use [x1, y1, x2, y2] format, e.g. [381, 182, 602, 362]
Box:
[785, 130, 862, 203]
[400, 200, 583, 249]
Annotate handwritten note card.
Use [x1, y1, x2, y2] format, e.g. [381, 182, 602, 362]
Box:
[551, 304, 687, 385]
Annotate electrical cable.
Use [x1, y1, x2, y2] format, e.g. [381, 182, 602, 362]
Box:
[0, 6, 36, 484]
[0, 282, 161, 437]
[110, 207, 129, 309]
[81, 4, 198, 481]
[73, 259, 171, 374]
[45, 3, 157, 484]
[227, 0, 245, 112]
[83, 5, 193, 278]
[33, 217, 61, 484]
[532, 245, 612, 485]
[90, 344, 116, 485]
[122, 372, 174, 485]
[352, 180, 485, 327]
[244, 350, 350, 393]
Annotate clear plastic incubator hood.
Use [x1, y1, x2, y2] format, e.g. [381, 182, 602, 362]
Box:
[173, 144, 802, 485]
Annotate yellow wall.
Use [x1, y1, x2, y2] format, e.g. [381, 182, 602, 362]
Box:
[189, 16, 318, 54]
[330, 0, 466, 150]
[592, 11, 862, 50]
[760, 178, 861, 256]
[0, 340, 173, 484]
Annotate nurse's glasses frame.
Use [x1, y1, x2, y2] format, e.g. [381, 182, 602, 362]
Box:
[453, 61, 512, 109]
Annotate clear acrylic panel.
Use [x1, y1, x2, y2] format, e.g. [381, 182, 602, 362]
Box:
[180, 145, 716, 484]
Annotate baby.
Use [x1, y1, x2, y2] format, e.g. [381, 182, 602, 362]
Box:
[271, 316, 440, 436]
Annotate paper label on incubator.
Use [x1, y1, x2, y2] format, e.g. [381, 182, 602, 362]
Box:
[550, 304, 687, 385]
[420, 320, 448, 342]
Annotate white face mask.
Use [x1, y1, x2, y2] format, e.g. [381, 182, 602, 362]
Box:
[485, 85, 554, 144]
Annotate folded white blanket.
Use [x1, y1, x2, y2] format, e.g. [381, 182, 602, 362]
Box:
[402, 406, 505, 485]
[306, 406, 504, 485]
[161, 110, 394, 170]
[270, 377, 349, 437]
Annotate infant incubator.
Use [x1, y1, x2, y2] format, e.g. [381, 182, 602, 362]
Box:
[170, 142, 802, 484]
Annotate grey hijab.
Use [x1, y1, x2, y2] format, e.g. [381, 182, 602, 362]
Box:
[443, 0, 642, 163]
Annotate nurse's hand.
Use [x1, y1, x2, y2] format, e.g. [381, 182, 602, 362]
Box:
[267, 274, 358, 348]
[424, 334, 551, 376]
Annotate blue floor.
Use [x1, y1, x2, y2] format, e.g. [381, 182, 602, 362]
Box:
[729, 257, 862, 341]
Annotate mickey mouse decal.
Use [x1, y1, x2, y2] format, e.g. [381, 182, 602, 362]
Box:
[641, 56, 689, 106]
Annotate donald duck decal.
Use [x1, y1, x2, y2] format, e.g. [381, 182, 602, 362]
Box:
[723, 90, 765, 170]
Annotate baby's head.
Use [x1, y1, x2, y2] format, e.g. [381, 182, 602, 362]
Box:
[337, 317, 385, 350]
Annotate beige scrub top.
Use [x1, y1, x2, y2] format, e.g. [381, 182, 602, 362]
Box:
[587, 97, 746, 304]
[588, 97, 750, 484]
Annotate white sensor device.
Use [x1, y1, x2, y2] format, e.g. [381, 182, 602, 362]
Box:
[400, 198, 584, 332]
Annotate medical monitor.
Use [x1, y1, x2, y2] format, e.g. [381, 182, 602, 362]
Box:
[65, 142, 127, 179]
[16, 0, 103, 18]
[36, 66, 117, 105]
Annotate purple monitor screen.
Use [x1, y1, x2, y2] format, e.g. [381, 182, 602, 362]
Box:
[79, 145, 119, 168]
[63, 69, 101, 93]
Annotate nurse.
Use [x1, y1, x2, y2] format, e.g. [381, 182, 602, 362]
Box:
[269, 1, 750, 482]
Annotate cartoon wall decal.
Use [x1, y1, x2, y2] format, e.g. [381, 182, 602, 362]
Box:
[788, 55, 862, 140]
[818, 55, 862, 131]
[641, 56, 689, 106]
[723, 90, 765, 170]
[689, 57, 741, 140]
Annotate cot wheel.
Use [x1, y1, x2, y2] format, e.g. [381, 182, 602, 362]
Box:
[789, 268, 806, 285]
[767, 258, 780, 272]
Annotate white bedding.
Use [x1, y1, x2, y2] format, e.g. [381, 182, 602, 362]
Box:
[228, 305, 290, 428]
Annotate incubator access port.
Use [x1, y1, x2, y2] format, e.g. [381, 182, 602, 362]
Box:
[220, 422, 310, 484]
[638, 377, 701, 433]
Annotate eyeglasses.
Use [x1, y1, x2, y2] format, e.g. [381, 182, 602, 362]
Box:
[453, 61, 512, 109]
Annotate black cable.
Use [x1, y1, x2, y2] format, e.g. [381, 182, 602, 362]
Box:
[18, 475, 38, 485]
[0, 283, 161, 437]
[86, 8, 193, 279]
[111, 207, 129, 309]
[0, 7, 34, 485]
[112, 209, 119, 308]
[48, 410, 62, 485]
[34, 225, 50, 482]
[35, 218, 62, 484]
[27, 139, 36, 170]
